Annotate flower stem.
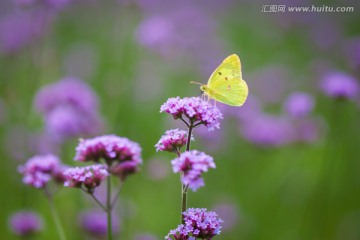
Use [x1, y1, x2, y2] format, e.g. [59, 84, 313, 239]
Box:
[186, 123, 193, 151]
[111, 181, 123, 209]
[181, 183, 189, 224]
[89, 192, 107, 212]
[180, 123, 194, 223]
[44, 188, 66, 240]
[107, 176, 113, 240]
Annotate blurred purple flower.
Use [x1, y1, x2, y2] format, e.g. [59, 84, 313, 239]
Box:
[34, 77, 103, 141]
[171, 150, 215, 191]
[165, 208, 223, 240]
[320, 71, 359, 99]
[63, 164, 109, 192]
[155, 129, 193, 153]
[212, 203, 240, 231]
[0, 10, 52, 53]
[9, 211, 43, 236]
[18, 154, 62, 188]
[79, 210, 119, 237]
[45, 105, 103, 141]
[136, 16, 174, 56]
[34, 77, 99, 115]
[241, 114, 295, 147]
[74, 135, 143, 166]
[284, 92, 315, 118]
[160, 97, 223, 131]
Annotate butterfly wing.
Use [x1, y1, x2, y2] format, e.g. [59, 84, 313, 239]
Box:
[208, 54, 242, 85]
[206, 54, 248, 106]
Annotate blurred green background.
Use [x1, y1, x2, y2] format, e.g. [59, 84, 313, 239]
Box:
[1, 0, 360, 239]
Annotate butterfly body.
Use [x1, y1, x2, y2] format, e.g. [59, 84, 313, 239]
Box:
[193, 54, 248, 107]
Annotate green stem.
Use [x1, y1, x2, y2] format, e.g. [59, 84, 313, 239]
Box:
[181, 183, 189, 224]
[186, 123, 193, 151]
[107, 176, 113, 240]
[90, 193, 107, 212]
[111, 181, 123, 209]
[44, 188, 66, 240]
[180, 123, 194, 223]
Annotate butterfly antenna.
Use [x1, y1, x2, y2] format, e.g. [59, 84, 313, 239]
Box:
[190, 81, 203, 86]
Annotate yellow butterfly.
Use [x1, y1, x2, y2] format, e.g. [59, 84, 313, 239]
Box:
[191, 54, 248, 107]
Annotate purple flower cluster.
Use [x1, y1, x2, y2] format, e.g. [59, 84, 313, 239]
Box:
[74, 135, 142, 180]
[63, 165, 109, 192]
[75, 135, 142, 163]
[320, 72, 359, 99]
[160, 97, 223, 131]
[33, 77, 103, 141]
[165, 208, 223, 240]
[79, 210, 119, 236]
[171, 150, 215, 191]
[155, 129, 193, 153]
[9, 211, 43, 236]
[284, 92, 315, 118]
[18, 154, 63, 188]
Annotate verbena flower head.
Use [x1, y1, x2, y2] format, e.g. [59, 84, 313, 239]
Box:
[171, 150, 215, 191]
[9, 211, 43, 236]
[109, 161, 141, 181]
[160, 97, 223, 131]
[18, 154, 61, 188]
[79, 210, 119, 237]
[320, 71, 359, 99]
[155, 129, 193, 153]
[165, 208, 223, 240]
[74, 135, 143, 166]
[284, 92, 315, 118]
[63, 165, 109, 193]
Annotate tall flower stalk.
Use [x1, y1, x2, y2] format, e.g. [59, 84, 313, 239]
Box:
[157, 96, 224, 239]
